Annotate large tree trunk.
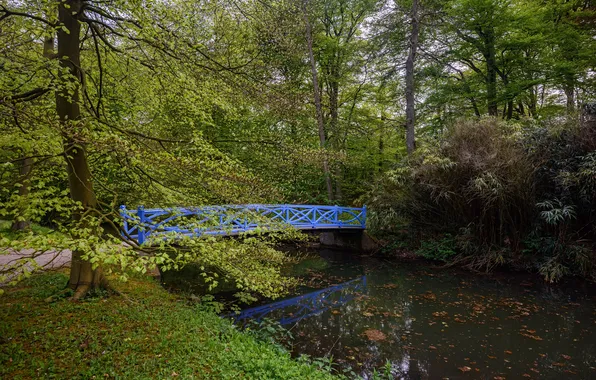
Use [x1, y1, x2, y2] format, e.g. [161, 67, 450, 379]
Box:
[405, 0, 419, 155]
[302, 0, 333, 201]
[56, 0, 106, 299]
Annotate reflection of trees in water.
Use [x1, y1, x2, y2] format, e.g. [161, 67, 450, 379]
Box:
[235, 258, 596, 378]
[231, 276, 367, 326]
[329, 267, 593, 377]
[289, 270, 425, 377]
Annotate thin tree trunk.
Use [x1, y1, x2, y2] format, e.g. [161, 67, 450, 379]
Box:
[405, 0, 419, 155]
[56, 0, 106, 299]
[506, 99, 514, 120]
[302, 0, 333, 201]
[470, 97, 481, 117]
[527, 86, 537, 117]
[518, 101, 525, 117]
[564, 81, 575, 113]
[329, 68, 342, 201]
[378, 120, 385, 173]
[484, 26, 498, 116]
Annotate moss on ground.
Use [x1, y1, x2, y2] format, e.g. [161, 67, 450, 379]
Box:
[0, 271, 334, 379]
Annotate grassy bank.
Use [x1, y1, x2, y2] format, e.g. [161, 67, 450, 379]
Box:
[0, 271, 334, 379]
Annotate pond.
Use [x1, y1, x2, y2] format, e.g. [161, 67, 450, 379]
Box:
[232, 248, 596, 379]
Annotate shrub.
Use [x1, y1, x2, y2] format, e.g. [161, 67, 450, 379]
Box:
[416, 235, 457, 262]
[369, 115, 596, 281]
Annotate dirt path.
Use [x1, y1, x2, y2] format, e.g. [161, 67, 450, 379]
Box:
[0, 249, 71, 284]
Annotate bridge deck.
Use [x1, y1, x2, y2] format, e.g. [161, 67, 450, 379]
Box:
[120, 204, 366, 244]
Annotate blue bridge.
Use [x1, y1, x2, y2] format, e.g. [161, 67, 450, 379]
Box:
[120, 204, 367, 245]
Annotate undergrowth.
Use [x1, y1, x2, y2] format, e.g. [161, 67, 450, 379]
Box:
[369, 117, 596, 282]
[0, 271, 335, 379]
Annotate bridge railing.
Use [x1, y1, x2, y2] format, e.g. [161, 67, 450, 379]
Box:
[120, 204, 367, 244]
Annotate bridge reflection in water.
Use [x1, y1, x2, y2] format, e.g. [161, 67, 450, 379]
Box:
[228, 276, 367, 326]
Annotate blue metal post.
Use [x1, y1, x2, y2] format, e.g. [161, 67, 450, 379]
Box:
[362, 205, 367, 228]
[336, 205, 342, 228]
[137, 205, 146, 245]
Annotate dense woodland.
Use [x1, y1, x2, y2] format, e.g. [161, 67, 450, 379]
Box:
[1, 0, 596, 300]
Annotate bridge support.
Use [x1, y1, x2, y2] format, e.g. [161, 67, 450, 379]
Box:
[318, 230, 378, 252]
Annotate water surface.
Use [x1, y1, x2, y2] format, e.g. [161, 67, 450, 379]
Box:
[239, 249, 596, 379]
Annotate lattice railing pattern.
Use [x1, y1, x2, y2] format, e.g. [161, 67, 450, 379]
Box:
[120, 204, 367, 244]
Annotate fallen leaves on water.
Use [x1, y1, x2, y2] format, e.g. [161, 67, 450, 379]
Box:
[429, 345, 437, 350]
[504, 350, 512, 355]
[522, 374, 531, 378]
[362, 311, 374, 317]
[422, 291, 437, 301]
[382, 283, 399, 289]
[552, 362, 566, 367]
[520, 332, 543, 341]
[458, 366, 472, 372]
[363, 329, 386, 341]
[433, 311, 448, 317]
[561, 354, 571, 360]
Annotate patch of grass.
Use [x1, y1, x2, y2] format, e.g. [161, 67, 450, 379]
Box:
[0, 220, 56, 241]
[0, 271, 335, 379]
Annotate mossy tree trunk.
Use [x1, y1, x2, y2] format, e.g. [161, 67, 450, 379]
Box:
[55, 0, 107, 299]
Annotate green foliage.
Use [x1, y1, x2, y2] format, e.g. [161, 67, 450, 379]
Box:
[370, 360, 395, 380]
[372, 118, 535, 246]
[0, 272, 335, 379]
[244, 318, 294, 351]
[370, 116, 596, 281]
[537, 199, 576, 225]
[416, 235, 458, 262]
